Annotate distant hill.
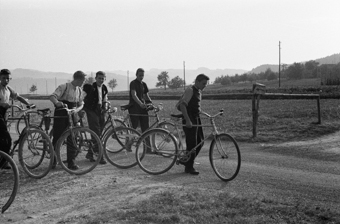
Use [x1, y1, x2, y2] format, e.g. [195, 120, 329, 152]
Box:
[7, 53, 339, 94]
[8, 68, 247, 94]
[249, 53, 340, 74]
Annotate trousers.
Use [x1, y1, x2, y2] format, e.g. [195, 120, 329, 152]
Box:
[183, 116, 204, 168]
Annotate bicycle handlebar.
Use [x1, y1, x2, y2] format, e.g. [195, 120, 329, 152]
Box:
[200, 109, 224, 118]
[10, 104, 36, 111]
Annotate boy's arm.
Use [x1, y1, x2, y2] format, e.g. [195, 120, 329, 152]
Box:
[179, 104, 192, 128]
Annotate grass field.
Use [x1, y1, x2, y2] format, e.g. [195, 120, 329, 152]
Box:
[23, 97, 340, 143]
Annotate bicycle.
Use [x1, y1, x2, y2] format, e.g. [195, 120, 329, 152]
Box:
[54, 105, 103, 175]
[101, 103, 142, 169]
[0, 151, 19, 214]
[16, 108, 52, 136]
[135, 109, 241, 182]
[101, 103, 178, 169]
[6, 104, 54, 179]
[114, 103, 176, 133]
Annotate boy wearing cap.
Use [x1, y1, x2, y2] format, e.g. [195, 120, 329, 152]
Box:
[82, 71, 108, 164]
[49, 70, 86, 170]
[0, 69, 31, 169]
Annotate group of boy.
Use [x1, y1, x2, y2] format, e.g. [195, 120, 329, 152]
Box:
[0, 67, 210, 175]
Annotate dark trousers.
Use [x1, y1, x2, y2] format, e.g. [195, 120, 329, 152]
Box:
[128, 109, 151, 149]
[52, 103, 77, 165]
[0, 111, 12, 167]
[84, 106, 104, 156]
[183, 116, 204, 168]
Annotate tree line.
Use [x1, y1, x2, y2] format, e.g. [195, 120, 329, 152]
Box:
[213, 61, 340, 86]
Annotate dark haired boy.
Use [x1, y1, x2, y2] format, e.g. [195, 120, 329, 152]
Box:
[82, 71, 108, 164]
[176, 74, 210, 175]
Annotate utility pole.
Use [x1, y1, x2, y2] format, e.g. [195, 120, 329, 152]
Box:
[279, 41, 281, 88]
[183, 61, 186, 90]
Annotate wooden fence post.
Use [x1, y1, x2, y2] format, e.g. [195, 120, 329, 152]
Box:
[252, 83, 266, 138]
[317, 95, 321, 124]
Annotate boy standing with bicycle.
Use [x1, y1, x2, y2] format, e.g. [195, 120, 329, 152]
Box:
[82, 71, 108, 164]
[176, 74, 210, 175]
[0, 69, 31, 169]
[49, 71, 86, 170]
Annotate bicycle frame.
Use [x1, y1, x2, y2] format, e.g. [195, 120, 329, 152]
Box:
[119, 103, 167, 130]
[170, 110, 224, 162]
[7, 105, 37, 156]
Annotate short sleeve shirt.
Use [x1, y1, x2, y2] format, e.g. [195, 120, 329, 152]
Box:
[0, 85, 18, 104]
[129, 79, 149, 105]
[50, 83, 83, 105]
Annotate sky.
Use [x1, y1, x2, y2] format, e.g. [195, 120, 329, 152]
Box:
[0, 0, 339, 73]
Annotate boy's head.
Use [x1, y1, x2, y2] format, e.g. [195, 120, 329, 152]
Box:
[73, 70, 86, 87]
[95, 71, 106, 86]
[136, 68, 145, 81]
[0, 69, 11, 87]
[195, 74, 209, 90]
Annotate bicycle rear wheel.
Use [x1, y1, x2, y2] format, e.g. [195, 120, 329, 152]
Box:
[209, 133, 241, 181]
[0, 151, 19, 214]
[55, 127, 103, 175]
[136, 128, 178, 175]
[18, 129, 54, 179]
[103, 126, 141, 169]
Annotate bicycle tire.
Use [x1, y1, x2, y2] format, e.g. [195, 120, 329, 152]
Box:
[16, 111, 42, 135]
[0, 151, 19, 214]
[155, 121, 180, 157]
[101, 118, 127, 140]
[136, 128, 178, 175]
[209, 133, 241, 181]
[18, 129, 54, 179]
[103, 126, 141, 169]
[55, 127, 103, 175]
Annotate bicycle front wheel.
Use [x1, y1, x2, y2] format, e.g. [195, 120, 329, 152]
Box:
[209, 133, 241, 181]
[103, 126, 141, 169]
[55, 127, 103, 175]
[18, 129, 54, 179]
[0, 151, 19, 214]
[136, 128, 178, 175]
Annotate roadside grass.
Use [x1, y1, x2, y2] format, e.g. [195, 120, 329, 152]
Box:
[75, 188, 340, 224]
[27, 98, 340, 143]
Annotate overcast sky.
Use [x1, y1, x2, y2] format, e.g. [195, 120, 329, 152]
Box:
[1, 0, 339, 73]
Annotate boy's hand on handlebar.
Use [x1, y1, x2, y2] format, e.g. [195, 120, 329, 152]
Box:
[55, 102, 65, 108]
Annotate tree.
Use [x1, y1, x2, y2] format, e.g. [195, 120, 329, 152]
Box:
[168, 76, 184, 89]
[286, 63, 304, 80]
[303, 60, 319, 78]
[155, 71, 169, 90]
[265, 68, 277, 81]
[29, 84, 37, 94]
[108, 78, 117, 92]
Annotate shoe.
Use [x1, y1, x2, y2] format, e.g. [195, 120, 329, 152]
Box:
[68, 164, 79, 170]
[185, 167, 199, 175]
[99, 158, 107, 165]
[86, 153, 95, 162]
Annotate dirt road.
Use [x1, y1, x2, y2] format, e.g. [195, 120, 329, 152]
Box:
[1, 132, 340, 224]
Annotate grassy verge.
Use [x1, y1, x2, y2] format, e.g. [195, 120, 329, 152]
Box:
[67, 188, 340, 224]
[27, 98, 340, 143]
